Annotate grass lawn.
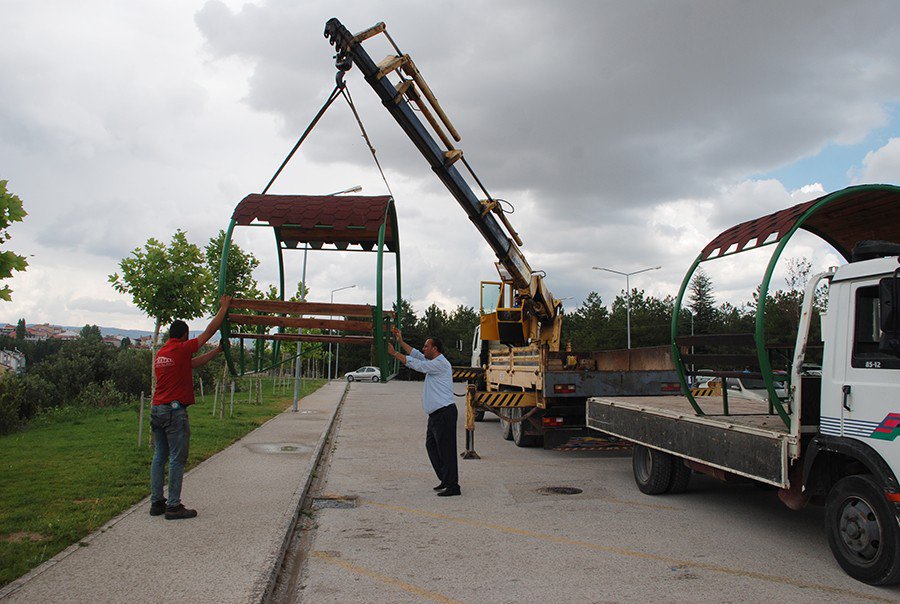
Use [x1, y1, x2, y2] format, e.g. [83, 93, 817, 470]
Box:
[0, 378, 326, 587]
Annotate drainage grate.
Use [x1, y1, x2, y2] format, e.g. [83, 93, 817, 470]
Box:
[537, 486, 583, 496]
[312, 495, 359, 510]
[245, 443, 312, 455]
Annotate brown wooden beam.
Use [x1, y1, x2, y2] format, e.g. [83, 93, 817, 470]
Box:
[228, 314, 374, 333]
[229, 298, 395, 317]
[233, 332, 374, 345]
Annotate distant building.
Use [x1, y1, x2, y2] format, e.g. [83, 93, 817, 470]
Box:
[0, 349, 26, 376]
[0, 324, 15, 338]
[135, 335, 154, 349]
[102, 335, 124, 346]
[53, 330, 80, 341]
[27, 324, 64, 341]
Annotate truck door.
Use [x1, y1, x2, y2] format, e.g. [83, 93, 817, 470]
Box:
[840, 282, 900, 456]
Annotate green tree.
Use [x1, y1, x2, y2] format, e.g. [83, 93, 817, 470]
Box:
[444, 305, 479, 364]
[204, 230, 261, 310]
[563, 292, 609, 350]
[109, 230, 211, 349]
[0, 180, 28, 301]
[687, 268, 717, 334]
[80, 324, 102, 342]
[15, 318, 25, 341]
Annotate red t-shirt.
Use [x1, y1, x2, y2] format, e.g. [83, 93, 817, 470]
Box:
[153, 338, 200, 405]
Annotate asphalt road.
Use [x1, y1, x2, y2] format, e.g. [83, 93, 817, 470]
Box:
[292, 381, 900, 603]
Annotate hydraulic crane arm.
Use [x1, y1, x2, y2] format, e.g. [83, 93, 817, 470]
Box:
[324, 18, 559, 328]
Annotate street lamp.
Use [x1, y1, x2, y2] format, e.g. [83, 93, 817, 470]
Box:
[328, 185, 363, 195]
[592, 265, 661, 349]
[329, 284, 356, 380]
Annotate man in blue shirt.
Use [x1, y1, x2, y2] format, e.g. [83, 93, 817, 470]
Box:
[388, 327, 460, 497]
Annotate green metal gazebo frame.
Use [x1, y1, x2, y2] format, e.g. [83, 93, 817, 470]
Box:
[671, 184, 900, 427]
[216, 193, 402, 381]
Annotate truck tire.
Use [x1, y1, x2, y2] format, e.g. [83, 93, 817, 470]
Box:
[511, 407, 542, 447]
[667, 459, 692, 494]
[501, 412, 513, 440]
[632, 444, 674, 495]
[474, 409, 485, 422]
[826, 474, 900, 585]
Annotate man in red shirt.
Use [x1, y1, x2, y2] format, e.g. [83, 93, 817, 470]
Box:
[150, 296, 231, 520]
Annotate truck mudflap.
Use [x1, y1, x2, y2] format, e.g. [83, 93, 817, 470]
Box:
[587, 399, 789, 486]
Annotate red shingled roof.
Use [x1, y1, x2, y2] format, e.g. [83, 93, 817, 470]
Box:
[232, 194, 398, 252]
[700, 185, 900, 261]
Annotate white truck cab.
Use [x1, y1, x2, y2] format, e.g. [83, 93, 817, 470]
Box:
[587, 185, 900, 585]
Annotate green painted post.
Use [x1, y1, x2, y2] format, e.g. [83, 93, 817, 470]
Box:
[374, 220, 388, 381]
[218, 219, 237, 375]
[671, 254, 705, 416]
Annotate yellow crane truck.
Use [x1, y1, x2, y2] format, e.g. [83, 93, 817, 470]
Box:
[324, 19, 679, 455]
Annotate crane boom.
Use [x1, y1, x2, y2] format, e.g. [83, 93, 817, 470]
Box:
[324, 18, 559, 332]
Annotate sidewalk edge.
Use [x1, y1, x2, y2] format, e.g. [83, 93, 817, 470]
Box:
[249, 380, 350, 603]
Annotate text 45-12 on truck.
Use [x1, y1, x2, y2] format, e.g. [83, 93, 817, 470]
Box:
[587, 185, 900, 585]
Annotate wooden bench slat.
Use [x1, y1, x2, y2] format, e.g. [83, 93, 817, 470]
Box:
[233, 332, 374, 345]
[230, 298, 394, 317]
[675, 333, 756, 347]
[681, 354, 760, 367]
[228, 314, 373, 333]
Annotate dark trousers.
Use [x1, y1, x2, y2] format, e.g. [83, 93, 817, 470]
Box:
[425, 404, 458, 488]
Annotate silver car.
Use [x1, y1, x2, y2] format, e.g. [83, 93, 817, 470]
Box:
[345, 366, 381, 382]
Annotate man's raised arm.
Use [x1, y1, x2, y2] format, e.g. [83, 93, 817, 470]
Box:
[191, 345, 222, 368]
[197, 295, 232, 347]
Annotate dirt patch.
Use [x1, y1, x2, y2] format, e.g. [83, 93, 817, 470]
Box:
[1, 531, 45, 543]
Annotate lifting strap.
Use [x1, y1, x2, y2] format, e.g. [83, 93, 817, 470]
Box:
[260, 71, 396, 199]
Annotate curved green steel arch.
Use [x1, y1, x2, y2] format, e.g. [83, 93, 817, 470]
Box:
[671, 184, 900, 427]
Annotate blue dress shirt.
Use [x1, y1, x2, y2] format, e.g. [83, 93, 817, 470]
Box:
[405, 348, 454, 414]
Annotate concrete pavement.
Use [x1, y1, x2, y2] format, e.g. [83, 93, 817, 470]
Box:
[297, 381, 898, 603]
[0, 380, 348, 604]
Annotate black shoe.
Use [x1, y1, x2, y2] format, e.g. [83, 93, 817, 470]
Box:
[164, 504, 198, 520]
[436, 486, 461, 497]
[149, 501, 166, 516]
[433, 483, 449, 491]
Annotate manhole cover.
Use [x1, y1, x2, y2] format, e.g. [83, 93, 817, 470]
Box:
[312, 495, 359, 510]
[537, 486, 583, 496]
[244, 443, 312, 455]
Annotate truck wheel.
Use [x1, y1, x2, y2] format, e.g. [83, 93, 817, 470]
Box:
[826, 474, 900, 585]
[632, 444, 674, 495]
[511, 407, 542, 447]
[667, 459, 692, 494]
[473, 409, 485, 422]
[501, 411, 513, 440]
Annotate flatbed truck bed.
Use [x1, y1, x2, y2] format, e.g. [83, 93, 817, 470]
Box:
[586, 395, 795, 486]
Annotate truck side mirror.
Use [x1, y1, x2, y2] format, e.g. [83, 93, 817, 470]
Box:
[880, 267, 900, 355]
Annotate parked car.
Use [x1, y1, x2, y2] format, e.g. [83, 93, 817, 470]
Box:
[345, 366, 381, 382]
[705, 375, 787, 402]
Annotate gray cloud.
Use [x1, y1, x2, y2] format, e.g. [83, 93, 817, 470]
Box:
[3, 1, 899, 330]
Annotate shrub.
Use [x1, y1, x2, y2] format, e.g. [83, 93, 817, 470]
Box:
[0, 375, 25, 435]
[73, 380, 131, 408]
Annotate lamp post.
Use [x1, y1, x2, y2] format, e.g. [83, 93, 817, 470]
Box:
[328, 185, 362, 195]
[328, 284, 356, 380]
[592, 265, 661, 349]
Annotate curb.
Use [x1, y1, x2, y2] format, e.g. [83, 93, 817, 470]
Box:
[250, 380, 350, 603]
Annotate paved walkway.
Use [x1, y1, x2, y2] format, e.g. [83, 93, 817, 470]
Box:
[0, 380, 348, 604]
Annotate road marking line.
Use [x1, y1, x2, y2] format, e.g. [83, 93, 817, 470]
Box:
[311, 551, 463, 604]
[363, 500, 890, 602]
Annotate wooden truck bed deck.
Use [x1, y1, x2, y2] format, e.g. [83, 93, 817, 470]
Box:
[586, 395, 795, 486]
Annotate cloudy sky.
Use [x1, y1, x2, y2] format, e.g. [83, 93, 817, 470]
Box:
[2, 0, 900, 331]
